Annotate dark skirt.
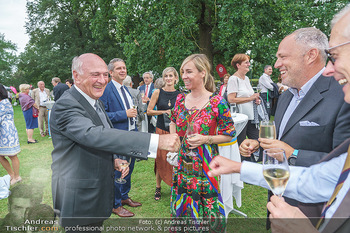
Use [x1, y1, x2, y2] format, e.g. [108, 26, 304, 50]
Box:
[23, 108, 38, 129]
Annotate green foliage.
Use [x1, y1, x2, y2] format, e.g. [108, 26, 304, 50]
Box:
[10, 0, 350, 86]
[0, 33, 17, 85]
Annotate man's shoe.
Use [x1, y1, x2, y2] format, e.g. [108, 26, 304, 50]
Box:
[112, 206, 134, 217]
[121, 198, 142, 207]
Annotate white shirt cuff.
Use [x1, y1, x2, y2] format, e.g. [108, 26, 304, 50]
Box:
[148, 134, 159, 158]
[240, 161, 269, 189]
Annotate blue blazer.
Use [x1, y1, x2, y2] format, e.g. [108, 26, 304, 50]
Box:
[100, 81, 136, 131]
[138, 83, 154, 99]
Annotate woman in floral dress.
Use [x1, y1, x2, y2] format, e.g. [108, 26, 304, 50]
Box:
[0, 84, 21, 185]
[169, 54, 235, 232]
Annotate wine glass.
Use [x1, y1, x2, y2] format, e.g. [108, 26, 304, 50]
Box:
[140, 90, 145, 98]
[259, 120, 276, 139]
[186, 122, 199, 157]
[262, 148, 290, 197]
[115, 156, 130, 184]
[230, 103, 237, 117]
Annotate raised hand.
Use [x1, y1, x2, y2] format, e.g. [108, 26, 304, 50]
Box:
[208, 156, 242, 177]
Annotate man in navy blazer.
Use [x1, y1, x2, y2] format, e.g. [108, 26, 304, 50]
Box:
[138, 72, 155, 133]
[100, 58, 140, 218]
[51, 77, 69, 101]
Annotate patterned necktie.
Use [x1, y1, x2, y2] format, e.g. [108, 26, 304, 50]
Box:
[316, 145, 350, 229]
[94, 101, 110, 128]
[120, 86, 134, 125]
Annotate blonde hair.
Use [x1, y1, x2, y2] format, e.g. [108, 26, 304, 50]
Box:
[180, 54, 215, 92]
[162, 67, 179, 84]
[19, 84, 30, 93]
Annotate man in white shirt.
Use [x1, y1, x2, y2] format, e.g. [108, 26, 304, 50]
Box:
[31, 81, 50, 137]
[209, 4, 350, 232]
[258, 65, 274, 117]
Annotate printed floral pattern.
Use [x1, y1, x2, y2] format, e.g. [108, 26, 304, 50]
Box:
[0, 99, 20, 155]
[170, 93, 235, 232]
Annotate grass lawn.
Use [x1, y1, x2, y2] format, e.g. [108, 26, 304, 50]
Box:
[0, 105, 269, 232]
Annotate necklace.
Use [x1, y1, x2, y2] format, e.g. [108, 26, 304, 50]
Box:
[168, 99, 171, 107]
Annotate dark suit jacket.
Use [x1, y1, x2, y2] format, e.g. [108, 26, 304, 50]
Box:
[50, 86, 150, 227]
[297, 138, 350, 232]
[99, 81, 134, 131]
[275, 75, 350, 167]
[53, 82, 69, 101]
[138, 83, 154, 99]
[127, 86, 146, 130]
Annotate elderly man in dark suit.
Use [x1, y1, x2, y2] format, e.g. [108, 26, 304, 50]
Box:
[209, 4, 350, 233]
[123, 75, 145, 131]
[240, 27, 350, 211]
[51, 77, 69, 101]
[50, 53, 179, 232]
[100, 58, 141, 218]
[138, 72, 155, 133]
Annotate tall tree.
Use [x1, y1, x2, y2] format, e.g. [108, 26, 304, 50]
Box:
[0, 33, 17, 86]
[18, 0, 349, 86]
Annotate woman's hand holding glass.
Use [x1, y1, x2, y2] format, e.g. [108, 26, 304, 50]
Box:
[186, 122, 201, 156]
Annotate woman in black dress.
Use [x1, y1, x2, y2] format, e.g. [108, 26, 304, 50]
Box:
[147, 67, 180, 200]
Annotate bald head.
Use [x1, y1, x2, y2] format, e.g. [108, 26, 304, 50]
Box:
[72, 53, 108, 99]
[37, 81, 45, 91]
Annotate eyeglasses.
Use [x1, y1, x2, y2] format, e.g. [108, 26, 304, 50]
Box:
[325, 40, 350, 65]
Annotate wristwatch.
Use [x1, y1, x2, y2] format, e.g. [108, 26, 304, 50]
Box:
[288, 149, 299, 165]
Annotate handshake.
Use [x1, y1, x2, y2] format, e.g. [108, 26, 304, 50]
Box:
[158, 133, 181, 153]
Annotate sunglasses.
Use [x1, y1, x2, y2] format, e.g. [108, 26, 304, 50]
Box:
[325, 41, 350, 65]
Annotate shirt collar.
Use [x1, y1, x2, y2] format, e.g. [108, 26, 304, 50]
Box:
[74, 85, 97, 109]
[288, 67, 325, 98]
[112, 79, 125, 90]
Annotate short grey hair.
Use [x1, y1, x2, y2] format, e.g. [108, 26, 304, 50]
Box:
[291, 27, 328, 62]
[264, 65, 272, 71]
[51, 77, 61, 83]
[331, 3, 350, 39]
[123, 75, 133, 87]
[72, 56, 83, 75]
[143, 71, 154, 80]
[154, 78, 165, 89]
[108, 58, 125, 72]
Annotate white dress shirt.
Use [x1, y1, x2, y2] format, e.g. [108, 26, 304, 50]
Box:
[240, 152, 349, 230]
[111, 79, 135, 131]
[39, 89, 48, 106]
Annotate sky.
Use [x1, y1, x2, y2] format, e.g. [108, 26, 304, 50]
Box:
[0, 0, 29, 54]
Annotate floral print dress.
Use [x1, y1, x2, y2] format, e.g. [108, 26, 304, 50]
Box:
[170, 93, 235, 232]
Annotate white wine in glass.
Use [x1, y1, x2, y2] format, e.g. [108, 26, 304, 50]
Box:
[259, 120, 276, 139]
[186, 122, 199, 157]
[262, 148, 290, 197]
[115, 156, 130, 184]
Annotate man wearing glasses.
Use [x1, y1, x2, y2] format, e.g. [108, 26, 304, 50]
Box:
[209, 3, 350, 232]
